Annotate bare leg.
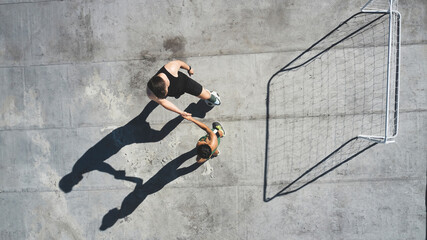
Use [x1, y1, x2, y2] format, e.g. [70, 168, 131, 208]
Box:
[197, 88, 211, 100]
[199, 88, 221, 106]
[196, 156, 208, 163]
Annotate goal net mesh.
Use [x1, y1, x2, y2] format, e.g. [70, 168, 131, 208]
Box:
[264, 10, 400, 201]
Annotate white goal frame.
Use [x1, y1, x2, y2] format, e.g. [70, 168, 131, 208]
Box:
[358, 0, 401, 143]
[263, 0, 402, 202]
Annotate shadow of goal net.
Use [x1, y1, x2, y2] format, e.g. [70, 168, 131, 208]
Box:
[264, 2, 401, 202]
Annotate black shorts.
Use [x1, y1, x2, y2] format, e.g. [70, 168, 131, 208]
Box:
[184, 75, 203, 97]
[169, 72, 203, 98]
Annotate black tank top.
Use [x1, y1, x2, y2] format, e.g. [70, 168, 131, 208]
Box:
[156, 66, 187, 98]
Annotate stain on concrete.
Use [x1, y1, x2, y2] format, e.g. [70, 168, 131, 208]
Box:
[139, 50, 157, 63]
[55, 5, 100, 62]
[6, 44, 23, 62]
[130, 70, 144, 90]
[201, 161, 214, 178]
[27, 195, 82, 240]
[24, 88, 44, 127]
[125, 59, 159, 95]
[163, 36, 187, 57]
[179, 199, 215, 235]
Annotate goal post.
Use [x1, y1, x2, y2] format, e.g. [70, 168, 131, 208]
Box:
[264, 0, 401, 202]
[360, 0, 401, 143]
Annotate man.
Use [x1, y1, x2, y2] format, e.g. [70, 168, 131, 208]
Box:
[147, 60, 221, 118]
[184, 115, 225, 163]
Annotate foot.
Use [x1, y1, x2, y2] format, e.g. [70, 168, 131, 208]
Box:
[210, 91, 221, 105]
[212, 150, 220, 158]
[204, 99, 214, 107]
[205, 91, 221, 107]
[212, 122, 225, 136]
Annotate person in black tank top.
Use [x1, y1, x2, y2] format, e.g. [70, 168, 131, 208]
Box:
[147, 60, 221, 118]
[155, 66, 201, 99]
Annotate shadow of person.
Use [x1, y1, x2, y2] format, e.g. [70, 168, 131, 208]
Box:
[99, 148, 200, 231]
[59, 100, 212, 193]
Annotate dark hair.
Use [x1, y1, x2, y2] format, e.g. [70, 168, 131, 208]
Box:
[197, 144, 212, 159]
[147, 76, 167, 99]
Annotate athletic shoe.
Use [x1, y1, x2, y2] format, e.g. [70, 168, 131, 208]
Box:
[204, 99, 215, 107]
[210, 91, 221, 105]
[212, 122, 226, 136]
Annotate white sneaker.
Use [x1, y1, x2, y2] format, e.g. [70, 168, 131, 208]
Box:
[210, 91, 221, 105]
[204, 91, 221, 107]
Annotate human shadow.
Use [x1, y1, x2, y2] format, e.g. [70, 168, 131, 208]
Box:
[99, 148, 201, 231]
[59, 100, 212, 193]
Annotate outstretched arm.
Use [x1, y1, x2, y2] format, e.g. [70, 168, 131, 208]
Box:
[184, 116, 215, 140]
[147, 88, 191, 117]
[157, 98, 191, 117]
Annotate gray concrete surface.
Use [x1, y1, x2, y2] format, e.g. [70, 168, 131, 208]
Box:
[0, 0, 425, 239]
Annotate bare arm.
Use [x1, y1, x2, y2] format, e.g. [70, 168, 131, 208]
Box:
[184, 116, 215, 140]
[147, 88, 191, 117]
[164, 60, 194, 76]
[157, 99, 185, 115]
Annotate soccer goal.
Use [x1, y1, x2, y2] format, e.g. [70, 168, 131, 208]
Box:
[264, 0, 401, 202]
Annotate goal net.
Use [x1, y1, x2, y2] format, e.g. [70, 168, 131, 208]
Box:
[264, 1, 401, 201]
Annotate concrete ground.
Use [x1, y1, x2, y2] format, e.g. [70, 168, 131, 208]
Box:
[0, 0, 425, 239]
